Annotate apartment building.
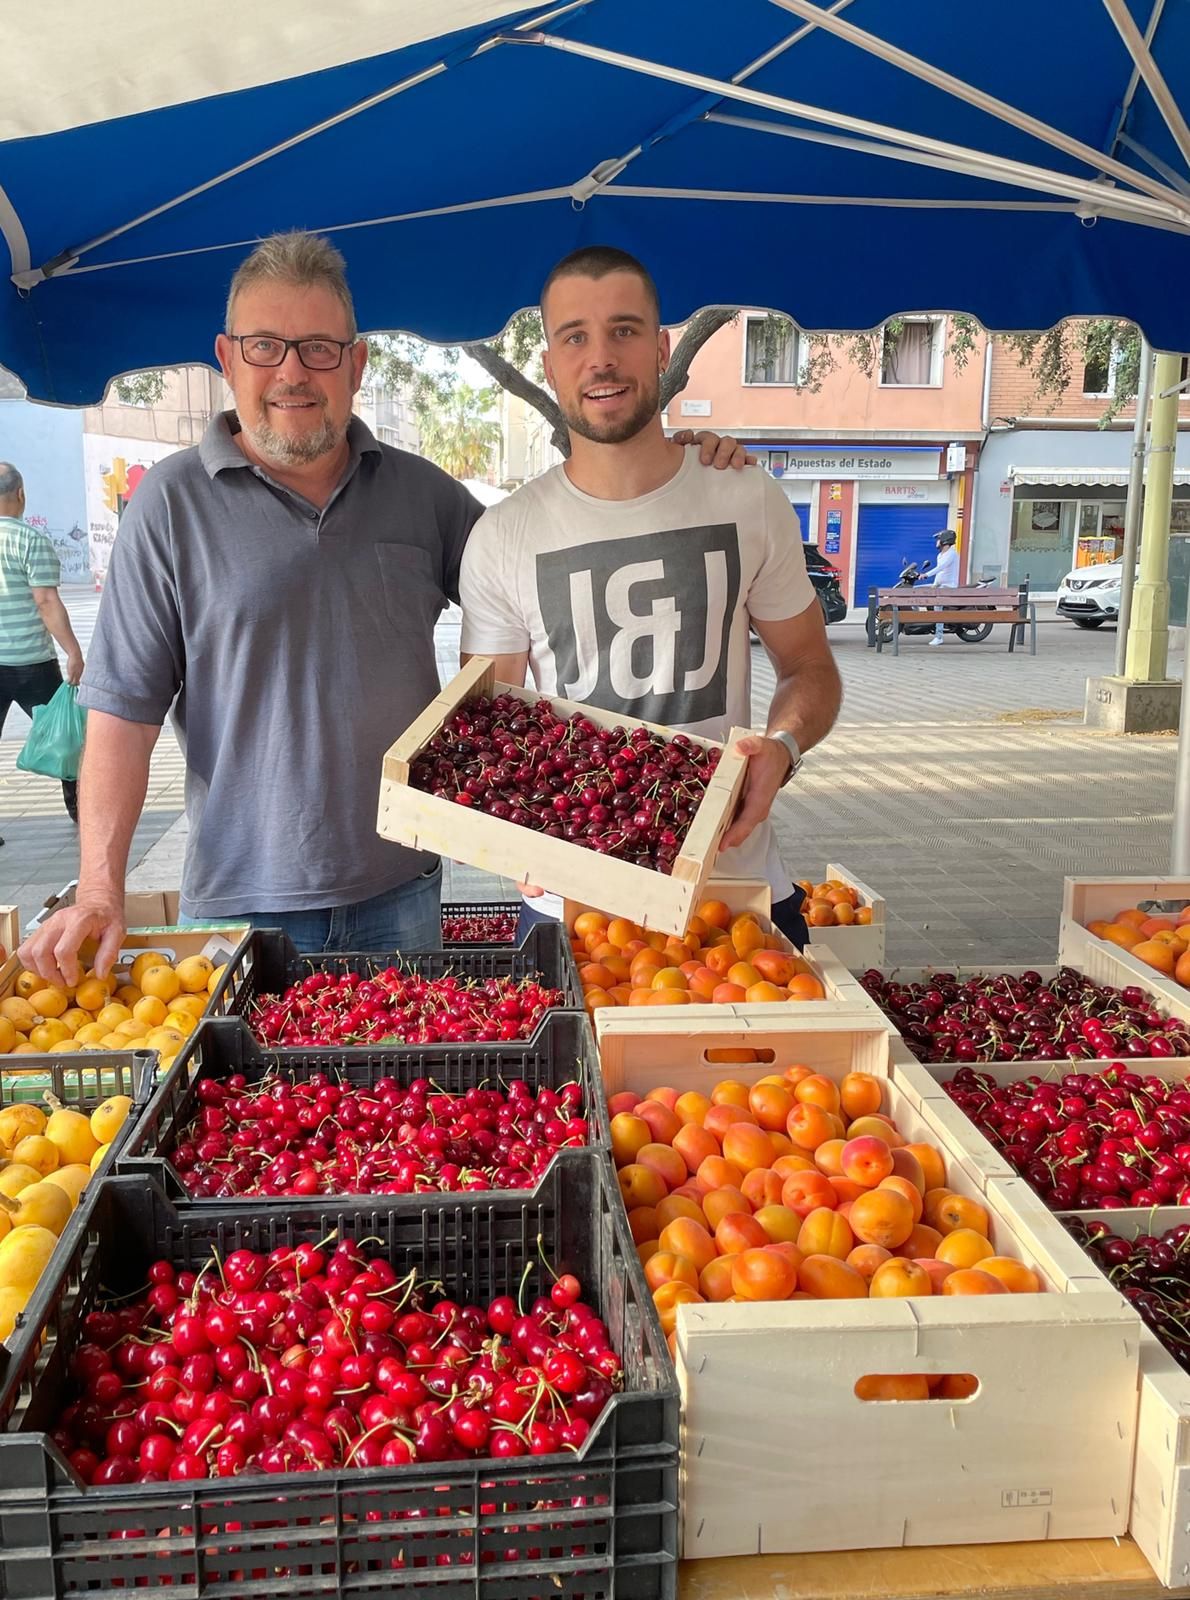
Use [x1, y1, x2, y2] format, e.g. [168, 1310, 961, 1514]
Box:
[974, 332, 1190, 594]
[664, 314, 986, 613]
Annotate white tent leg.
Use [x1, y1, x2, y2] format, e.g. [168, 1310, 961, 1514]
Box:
[1115, 339, 1155, 677]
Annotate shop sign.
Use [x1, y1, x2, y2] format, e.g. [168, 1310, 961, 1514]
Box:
[680, 398, 711, 416]
[781, 448, 940, 480]
[824, 509, 842, 554]
[881, 484, 929, 501]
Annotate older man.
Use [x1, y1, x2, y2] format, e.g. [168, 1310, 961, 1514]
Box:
[22, 232, 745, 982]
[0, 462, 86, 832]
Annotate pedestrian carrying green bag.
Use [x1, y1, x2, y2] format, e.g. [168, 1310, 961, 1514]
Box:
[16, 683, 87, 781]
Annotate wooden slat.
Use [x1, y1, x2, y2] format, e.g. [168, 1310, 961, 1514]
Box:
[878, 587, 1021, 603]
[889, 609, 1021, 625]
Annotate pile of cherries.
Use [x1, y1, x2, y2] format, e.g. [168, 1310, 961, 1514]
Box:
[862, 966, 1190, 1065]
[945, 1063, 1190, 1210]
[442, 910, 518, 944]
[250, 967, 562, 1048]
[409, 693, 720, 873]
[170, 1072, 589, 1198]
[1065, 1217, 1190, 1368]
[52, 1237, 622, 1485]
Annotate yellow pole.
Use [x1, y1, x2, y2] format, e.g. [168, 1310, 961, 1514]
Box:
[1125, 350, 1181, 682]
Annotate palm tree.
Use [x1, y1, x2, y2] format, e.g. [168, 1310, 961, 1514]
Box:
[414, 382, 501, 480]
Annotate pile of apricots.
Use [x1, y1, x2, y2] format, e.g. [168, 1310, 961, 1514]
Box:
[793, 877, 874, 930]
[569, 900, 827, 1013]
[608, 1056, 1044, 1348]
[1085, 904, 1190, 986]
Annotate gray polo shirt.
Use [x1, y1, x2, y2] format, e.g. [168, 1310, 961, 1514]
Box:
[79, 412, 481, 919]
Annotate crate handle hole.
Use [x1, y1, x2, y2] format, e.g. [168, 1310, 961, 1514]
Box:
[854, 1373, 980, 1402]
[701, 1048, 776, 1066]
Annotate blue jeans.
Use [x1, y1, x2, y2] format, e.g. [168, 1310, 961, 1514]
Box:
[185, 861, 443, 955]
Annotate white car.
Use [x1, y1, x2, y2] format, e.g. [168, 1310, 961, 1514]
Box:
[1056, 559, 1131, 628]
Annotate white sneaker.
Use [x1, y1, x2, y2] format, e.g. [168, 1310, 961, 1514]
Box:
[929, 637, 943, 647]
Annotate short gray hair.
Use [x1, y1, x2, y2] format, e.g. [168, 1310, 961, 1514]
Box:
[0, 463, 23, 498]
[225, 231, 357, 338]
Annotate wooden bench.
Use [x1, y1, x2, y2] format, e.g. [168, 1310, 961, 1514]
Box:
[866, 582, 1036, 655]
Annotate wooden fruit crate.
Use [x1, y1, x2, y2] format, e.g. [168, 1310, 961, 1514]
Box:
[1052, 1205, 1190, 1588]
[599, 1019, 1140, 1561]
[376, 656, 749, 938]
[1058, 876, 1190, 1012]
[805, 861, 886, 968]
[0, 906, 17, 965]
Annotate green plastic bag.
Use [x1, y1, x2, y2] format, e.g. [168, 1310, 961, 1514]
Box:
[16, 682, 87, 781]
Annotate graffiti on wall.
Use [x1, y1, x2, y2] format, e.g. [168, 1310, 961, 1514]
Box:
[25, 512, 90, 584]
[84, 436, 175, 580]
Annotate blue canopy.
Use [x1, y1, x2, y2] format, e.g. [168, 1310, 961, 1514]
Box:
[5, 0, 1190, 403]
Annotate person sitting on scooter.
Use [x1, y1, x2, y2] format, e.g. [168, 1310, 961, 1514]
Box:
[924, 529, 959, 647]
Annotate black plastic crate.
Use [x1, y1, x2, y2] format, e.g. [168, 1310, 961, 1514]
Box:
[0, 1052, 154, 1385]
[205, 924, 584, 1052]
[441, 900, 520, 946]
[116, 1013, 609, 1201]
[0, 1160, 678, 1600]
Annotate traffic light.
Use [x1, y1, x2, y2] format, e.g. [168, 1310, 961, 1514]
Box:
[101, 457, 128, 515]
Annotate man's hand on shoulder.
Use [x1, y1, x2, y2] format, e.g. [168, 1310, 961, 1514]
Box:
[671, 429, 756, 471]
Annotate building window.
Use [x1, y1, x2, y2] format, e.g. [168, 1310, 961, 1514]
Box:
[743, 315, 808, 385]
[880, 317, 945, 387]
[1082, 342, 1126, 397]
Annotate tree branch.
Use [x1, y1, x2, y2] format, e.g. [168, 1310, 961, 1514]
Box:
[462, 339, 570, 456]
[661, 309, 738, 409]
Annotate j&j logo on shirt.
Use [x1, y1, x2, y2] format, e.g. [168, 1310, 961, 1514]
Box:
[535, 523, 742, 725]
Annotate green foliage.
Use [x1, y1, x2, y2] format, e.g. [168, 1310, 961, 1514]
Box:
[413, 381, 502, 480]
[111, 370, 168, 406]
[1000, 319, 1142, 425]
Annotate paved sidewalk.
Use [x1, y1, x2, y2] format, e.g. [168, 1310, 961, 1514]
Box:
[3, 592, 1182, 967]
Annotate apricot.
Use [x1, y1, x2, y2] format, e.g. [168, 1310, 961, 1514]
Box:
[847, 1244, 893, 1281]
[652, 1282, 703, 1336]
[798, 1254, 869, 1299]
[645, 1251, 700, 1292]
[797, 1206, 854, 1260]
[714, 1212, 771, 1255]
[636, 1143, 687, 1190]
[839, 1073, 883, 1119]
[674, 1091, 712, 1127]
[942, 1268, 1007, 1295]
[849, 1189, 915, 1249]
[721, 1123, 775, 1175]
[827, 1175, 867, 1205]
[696, 899, 732, 930]
[731, 1247, 797, 1302]
[922, 1188, 956, 1228]
[869, 1258, 932, 1298]
[752, 1203, 803, 1244]
[936, 1228, 995, 1268]
[617, 1164, 668, 1208]
[939, 1373, 980, 1399]
[916, 1258, 957, 1293]
[813, 1138, 847, 1177]
[780, 1171, 838, 1217]
[627, 1207, 660, 1245]
[840, 1135, 894, 1187]
[633, 1101, 682, 1145]
[655, 1194, 706, 1230]
[772, 1152, 815, 1180]
[697, 1155, 746, 1192]
[794, 1074, 841, 1115]
[786, 1104, 836, 1151]
[703, 1103, 754, 1141]
[878, 1175, 924, 1223]
[749, 1082, 794, 1131]
[935, 1194, 990, 1238]
[900, 1223, 944, 1260]
[659, 1219, 718, 1273]
[846, 1115, 904, 1147]
[673, 1124, 720, 1175]
[702, 1186, 752, 1229]
[610, 1113, 652, 1168]
[699, 1255, 736, 1302]
[890, 1147, 927, 1193]
[979, 1256, 1042, 1293]
[741, 1168, 784, 1209]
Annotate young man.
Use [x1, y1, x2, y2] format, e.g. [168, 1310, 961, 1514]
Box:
[0, 462, 86, 831]
[925, 529, 960, 646]
[459, 246, 842, 940]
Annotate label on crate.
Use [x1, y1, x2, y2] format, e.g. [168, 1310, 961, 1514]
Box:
[1001, 1487, 1053, 1509]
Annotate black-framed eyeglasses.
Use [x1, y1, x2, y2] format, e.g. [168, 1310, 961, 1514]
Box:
[231, 335, 356, 371]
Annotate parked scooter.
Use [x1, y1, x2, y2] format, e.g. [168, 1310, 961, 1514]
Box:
[875, 559, 995, 646]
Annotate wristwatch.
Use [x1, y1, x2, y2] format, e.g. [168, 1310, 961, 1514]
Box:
[769, 730, 803, 783]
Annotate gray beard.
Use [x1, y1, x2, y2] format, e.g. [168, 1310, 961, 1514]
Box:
[245, 405, 342, 467]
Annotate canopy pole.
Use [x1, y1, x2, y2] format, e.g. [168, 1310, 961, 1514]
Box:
[1172, 584, 1190, 872]
[1115, 338, 1155, 676]
[1125, 350, 1182, 681]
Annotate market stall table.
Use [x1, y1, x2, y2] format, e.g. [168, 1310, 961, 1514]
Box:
[680, 1537, 1186, 1600]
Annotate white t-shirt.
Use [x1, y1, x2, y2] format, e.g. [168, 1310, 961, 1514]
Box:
[931, 546, 960, 586]
[458, 453, 817, 906]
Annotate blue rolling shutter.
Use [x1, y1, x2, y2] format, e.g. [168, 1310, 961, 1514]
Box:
[854, 504, 949, 604]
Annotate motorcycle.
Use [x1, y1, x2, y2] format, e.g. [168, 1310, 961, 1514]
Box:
[874, 559, 995, 646]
